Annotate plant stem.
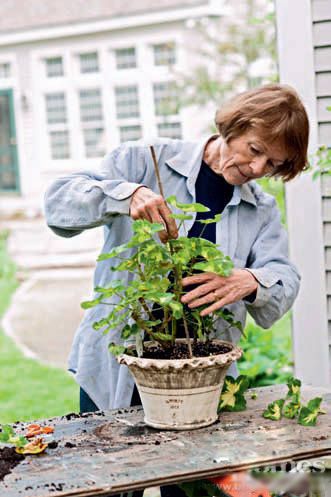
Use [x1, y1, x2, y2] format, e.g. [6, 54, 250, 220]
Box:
[138, 297, 154, 321]
[150, 146, 165, 198]
[182, 312, 193, 358]
[174, 264, 193, 357]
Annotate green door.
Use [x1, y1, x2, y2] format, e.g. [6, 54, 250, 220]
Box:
[0, 89, 20, 192]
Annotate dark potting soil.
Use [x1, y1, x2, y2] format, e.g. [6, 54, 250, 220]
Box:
[142, 341, 231, 360]
[0, 446, 24, 482]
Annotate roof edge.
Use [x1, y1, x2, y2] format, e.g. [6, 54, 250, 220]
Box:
[0, 3, 222, 47]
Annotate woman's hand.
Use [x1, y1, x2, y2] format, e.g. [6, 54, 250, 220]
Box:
[181, 269, 258, 316]
[130, 186, 178, 243]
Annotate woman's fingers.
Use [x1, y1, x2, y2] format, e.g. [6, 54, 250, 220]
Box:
[182, 273, 214, 287]
[148, 206, 169, 243]
[130, 187, 178, 243]
[200, 293, 235, 317]
[158, 202, 178, 240]
[181, 281, 216, 304]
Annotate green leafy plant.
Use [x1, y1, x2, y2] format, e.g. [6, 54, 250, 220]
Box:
[82, 196, 242, 358]
[262, 377, 325, 426]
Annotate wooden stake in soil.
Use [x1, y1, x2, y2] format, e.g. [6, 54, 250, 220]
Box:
[150, 146, 165, 198]
[149, 146, 193, 358]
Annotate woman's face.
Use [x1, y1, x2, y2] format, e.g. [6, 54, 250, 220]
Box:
[217, 130, 288, 185]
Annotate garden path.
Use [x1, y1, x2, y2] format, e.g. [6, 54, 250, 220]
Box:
[2, 216, 102, 368]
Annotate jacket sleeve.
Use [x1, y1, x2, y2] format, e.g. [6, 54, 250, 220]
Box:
[44, 144, 146, 237]
[244, 197, 300, 329]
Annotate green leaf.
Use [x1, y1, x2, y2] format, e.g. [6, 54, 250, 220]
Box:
[92, 318, 109, 331]
[197, 214, 222, 225]
[169, 213, 193, 221]
[108, 343, 126, 357]
[283, 401, 301, 419]
[262, 399, 285, 421]
[81, 298, 101, 309]
[192, 257, 233, 276]
[286, 377, 301, 401]
[218, 375, 249, 412]
[121, 324, 133, 340]
[298, 397, 323, 427]
[0, 426, 28, 448]
[169, 301, 184, 319]
[97, 243, 128, 261]
[166, 195, 210, 213]
[0, 424, 14, 442]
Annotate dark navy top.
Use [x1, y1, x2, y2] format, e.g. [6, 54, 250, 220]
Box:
[188, 160, 234, 242]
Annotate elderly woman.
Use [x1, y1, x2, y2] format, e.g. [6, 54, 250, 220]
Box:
[45, 82, 308, 415]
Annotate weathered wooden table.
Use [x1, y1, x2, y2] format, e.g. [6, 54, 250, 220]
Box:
[1, 384, 330, 497]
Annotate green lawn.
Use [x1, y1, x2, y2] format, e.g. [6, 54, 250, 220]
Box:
[0, 232, 78, 423]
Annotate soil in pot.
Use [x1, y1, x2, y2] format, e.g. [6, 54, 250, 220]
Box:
[142, 341, 232, 360]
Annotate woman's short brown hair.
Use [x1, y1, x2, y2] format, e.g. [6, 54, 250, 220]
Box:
[215, 84, 309, 181]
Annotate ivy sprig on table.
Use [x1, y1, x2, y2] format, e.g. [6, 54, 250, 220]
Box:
[262, 377, 325, 426]
[218, 375, 325, 427]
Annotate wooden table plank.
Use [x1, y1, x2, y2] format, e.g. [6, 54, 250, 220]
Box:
[1, 384, 330, 497]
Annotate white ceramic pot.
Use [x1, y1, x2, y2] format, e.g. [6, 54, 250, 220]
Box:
[118, 339, 242, 430]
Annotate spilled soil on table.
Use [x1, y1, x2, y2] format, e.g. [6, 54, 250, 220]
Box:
[0, 446, 24, 481]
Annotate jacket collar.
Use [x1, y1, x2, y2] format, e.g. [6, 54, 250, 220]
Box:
[166, 136, 257, 207]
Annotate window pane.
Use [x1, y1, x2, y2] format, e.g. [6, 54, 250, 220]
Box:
[157, 122, 182, 139]
[79, 89, 103, 122]
[83, 128, 105, 157]
[115, 47, 136, 69]
[0, 168, 16, 191]
[0, 63, 11, 78]
[80, 52, 99, 73]
[50, 131, 70, 159]
[153, 43, 176, 66]
[153, 82, 179, 116]
[45, 93, 67, 124]
[119, 125, 142, 142]
[115, 85, 140, 119]
[45, 57, 63, 77]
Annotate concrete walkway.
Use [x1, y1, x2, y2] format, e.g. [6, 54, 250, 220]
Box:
[2, 216, 102, 369]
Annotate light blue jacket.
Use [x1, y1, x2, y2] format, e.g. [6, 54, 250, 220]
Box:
[44, 137, 300, 409]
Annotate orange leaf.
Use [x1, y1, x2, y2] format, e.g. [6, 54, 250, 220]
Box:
[27, 424, 41, 430]
[42, 426, 54, 434]
[26, 428, 43, 438]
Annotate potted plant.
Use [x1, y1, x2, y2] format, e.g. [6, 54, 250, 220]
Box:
[82, 150, 243, 430]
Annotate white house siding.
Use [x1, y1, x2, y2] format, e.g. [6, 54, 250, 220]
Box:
[276, 0, 330, 387]
[0, 11, 214, 214]
[312, 0, 331, 376]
